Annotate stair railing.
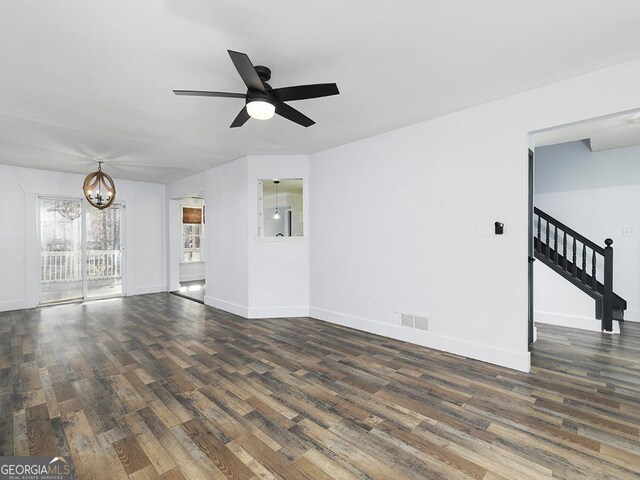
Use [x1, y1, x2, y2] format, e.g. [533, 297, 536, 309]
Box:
[533, 207, 614, 332]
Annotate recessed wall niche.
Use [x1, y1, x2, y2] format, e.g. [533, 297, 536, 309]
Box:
[257, 178, 303, 237]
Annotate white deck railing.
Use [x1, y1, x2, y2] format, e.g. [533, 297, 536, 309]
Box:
[41, 250, 122, 283]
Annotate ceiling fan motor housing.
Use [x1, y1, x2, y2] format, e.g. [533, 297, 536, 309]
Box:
[254, 65, 272, 82]
[246, 90, 274, 105]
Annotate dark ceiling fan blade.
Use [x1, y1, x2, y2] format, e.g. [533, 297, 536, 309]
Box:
[275, 102, 315, 127]
[227, 50, 266, 92]
[230, 106, 250, 128]
[272, 83, 339, 102]
[173, 90, 246, 98]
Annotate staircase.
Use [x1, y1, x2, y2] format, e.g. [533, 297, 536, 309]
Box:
[533, 207, 626, 332]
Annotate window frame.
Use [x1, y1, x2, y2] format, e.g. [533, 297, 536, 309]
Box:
[181, 206, 204, 263]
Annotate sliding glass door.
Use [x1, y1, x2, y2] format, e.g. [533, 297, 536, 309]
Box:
[86, 205, 123, 298]
[39, 198, 84, 303]
[39, 197, 124, 304]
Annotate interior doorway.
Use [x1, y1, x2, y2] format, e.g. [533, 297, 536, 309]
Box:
[170, 195, 205, 303]
[38, 196, 125, 304]
[528, 108, 640, 336]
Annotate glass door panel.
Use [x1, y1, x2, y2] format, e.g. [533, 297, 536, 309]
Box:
[86, 204, 123, 298]
[39, 198, 83, 304]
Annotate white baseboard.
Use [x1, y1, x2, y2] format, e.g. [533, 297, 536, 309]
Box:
[0, 299, 26, 313]
[179, 275, 205, 283]
[168, 282, 181, 292]
[204, 296, 249, 318]
[248, 306, 309, 319]
[131, 285, 166, 296]
[309, 307, 530, 372]
[535, 310, 620, 333]
[622, 309, 640, 322]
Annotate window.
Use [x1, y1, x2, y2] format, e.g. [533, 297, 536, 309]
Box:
[257, 179, 304, 237]
[182, 206, 203, 262]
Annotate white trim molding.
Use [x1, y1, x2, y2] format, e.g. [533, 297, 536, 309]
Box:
[309, 307, 531, 372]
[204, 296, 249, 318]
[248, 306, 309, 319]
[0, 299, 27, 313]
[132, 285, 166, 296]
[535, 311, 620, 333]
[179, 274, 205, 283]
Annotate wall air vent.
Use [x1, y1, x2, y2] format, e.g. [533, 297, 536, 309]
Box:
[401, 314, 415, 328]
[401, 313, 429, 331]
[414, 316, 429, 331]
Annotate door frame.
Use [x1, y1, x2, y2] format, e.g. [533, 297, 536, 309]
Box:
[528, 149, 535, 345]
[36, 195, 84, 304]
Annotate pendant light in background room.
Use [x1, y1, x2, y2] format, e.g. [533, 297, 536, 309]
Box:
[272, 180, 281, 220]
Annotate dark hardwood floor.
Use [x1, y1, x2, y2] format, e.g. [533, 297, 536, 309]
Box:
[170, 280, 205, 304]
[1, 293, 640, 479]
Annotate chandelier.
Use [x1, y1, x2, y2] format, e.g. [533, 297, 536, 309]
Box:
[50, 200, 81, 220]
[83, 161, 116, 210]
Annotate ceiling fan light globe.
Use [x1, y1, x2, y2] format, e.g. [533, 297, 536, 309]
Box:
[247, 100, 275, 120]
[272, 211, 281, 220]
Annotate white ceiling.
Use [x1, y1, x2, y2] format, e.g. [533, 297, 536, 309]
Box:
[2, 1, 640, 183]
[262, 179, 303, 197]
[531, 109, 640, 151]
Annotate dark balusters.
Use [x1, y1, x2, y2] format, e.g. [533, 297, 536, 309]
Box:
[603, 238, 614, 332]
[545, 220, 550, 258]
[533, 209, 617, 333]
[562, 232, 567, 270]
[592, 250, 597, 290]
[572, 237, 577, 277]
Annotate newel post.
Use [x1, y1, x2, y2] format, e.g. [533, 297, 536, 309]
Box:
[603, 238, 614, 332]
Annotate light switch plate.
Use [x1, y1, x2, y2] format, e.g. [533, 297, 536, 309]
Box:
[623, 226, 638, 237]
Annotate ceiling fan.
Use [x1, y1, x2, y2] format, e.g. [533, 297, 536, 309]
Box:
[173, 50, 340, 128]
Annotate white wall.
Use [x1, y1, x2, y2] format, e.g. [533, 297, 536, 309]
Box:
[535, 140, 640, 325]
[201, 154, 310, 318]
[308, 57, 640, 372]
[0, 164, 166, 311]
[536, 140, 640, 194]
[204, 157, 249, 316]
[247, 155, 309, 318]
[534, 261, 601, 331]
